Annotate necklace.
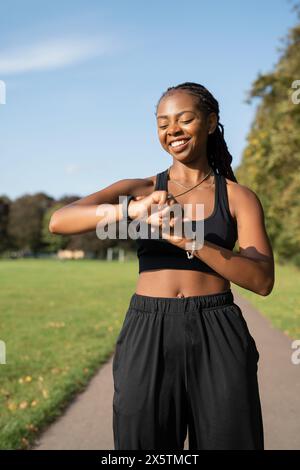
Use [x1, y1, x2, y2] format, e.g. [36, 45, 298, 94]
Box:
[167, 166, 214, 198]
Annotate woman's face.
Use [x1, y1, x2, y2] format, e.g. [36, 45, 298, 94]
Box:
[156, 91, 217, 162]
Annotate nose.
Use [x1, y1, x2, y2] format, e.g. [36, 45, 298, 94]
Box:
[168, 128, 182, 137]
[167, 122, 183, 135]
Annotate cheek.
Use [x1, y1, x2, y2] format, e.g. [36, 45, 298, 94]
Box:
[186, 121, 204, 137]
[191, 129, 206, 144]
[189, 124, 200, 136]
[159, 135, 168, 147]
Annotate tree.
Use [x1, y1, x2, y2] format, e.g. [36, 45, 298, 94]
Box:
[235, 8, 300, 262]
[42, 204, 70, 253]
[7, 193, 53, 254]
[0, 196, 11, 253]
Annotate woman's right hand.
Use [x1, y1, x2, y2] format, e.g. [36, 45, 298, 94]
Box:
[128, 191, 176, 225]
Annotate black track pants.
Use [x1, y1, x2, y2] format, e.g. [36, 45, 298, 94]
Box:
[112, 289, 264, 450]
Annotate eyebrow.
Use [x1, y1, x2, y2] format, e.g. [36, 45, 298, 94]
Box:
[156, 110, 196, 119]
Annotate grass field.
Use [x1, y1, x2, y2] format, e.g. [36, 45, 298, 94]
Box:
[233, 261, 300, 340]
[0, 258, 299, 449]
[0, 259, 138, 450]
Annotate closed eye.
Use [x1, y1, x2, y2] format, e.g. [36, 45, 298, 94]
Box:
[159, 119, 193, 129]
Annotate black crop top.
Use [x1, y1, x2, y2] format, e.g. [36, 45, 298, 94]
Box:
[134, 168, 238, 274]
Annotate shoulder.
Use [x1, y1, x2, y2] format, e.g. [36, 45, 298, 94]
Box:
[224, 177, 264, 220]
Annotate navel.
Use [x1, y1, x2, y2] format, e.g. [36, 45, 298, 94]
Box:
[176, 292, 185, 298]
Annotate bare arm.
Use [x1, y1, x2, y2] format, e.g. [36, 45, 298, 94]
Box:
[196, 186, 275, 295]
[162, 184, 275, 296]
[49, 178, 152, 235]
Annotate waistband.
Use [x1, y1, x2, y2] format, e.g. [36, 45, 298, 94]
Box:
[129, 289, 234, 314]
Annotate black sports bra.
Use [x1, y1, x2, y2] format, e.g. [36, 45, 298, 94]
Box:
[134, 168, 238, 274]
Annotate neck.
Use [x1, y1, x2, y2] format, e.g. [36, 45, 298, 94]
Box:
[169, 160, 212, 185]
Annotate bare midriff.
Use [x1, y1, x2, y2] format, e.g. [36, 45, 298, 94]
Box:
[135, 269, 231, 298]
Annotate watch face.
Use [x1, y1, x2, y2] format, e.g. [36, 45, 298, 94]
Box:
[124, 195, 134, 220]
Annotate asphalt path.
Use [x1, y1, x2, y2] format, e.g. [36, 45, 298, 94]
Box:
[32, 288, 300, 450]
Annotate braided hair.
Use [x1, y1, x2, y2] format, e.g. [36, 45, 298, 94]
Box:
[155, 82, 237, 182]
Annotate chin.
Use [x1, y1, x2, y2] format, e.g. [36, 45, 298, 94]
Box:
[172, 153, 193, 162]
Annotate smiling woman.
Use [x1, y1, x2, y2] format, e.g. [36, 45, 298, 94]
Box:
[112, 82, 273, 451]
[49, 81, 274, 451]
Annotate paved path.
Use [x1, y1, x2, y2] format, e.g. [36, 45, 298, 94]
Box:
[32, 288, 300, 450]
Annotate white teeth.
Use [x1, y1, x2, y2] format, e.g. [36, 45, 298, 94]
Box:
[170, 139, 189, 147]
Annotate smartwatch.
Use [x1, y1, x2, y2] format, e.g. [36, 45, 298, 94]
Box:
[121, 195, 135, 222]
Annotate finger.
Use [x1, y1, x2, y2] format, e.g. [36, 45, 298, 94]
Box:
[169, 216, 180, 227]
[157, 205, 173, 217]
[151, 190, 169, 209]
[151, 190, 166, 202]
[161, 229, 171, 241]
[160, 205, 182, 223]
[167, 193, 176, 204]
[162, 193, 178, 208]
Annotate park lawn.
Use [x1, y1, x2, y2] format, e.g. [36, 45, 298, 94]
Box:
[0, 258, 138, 450]
[233, 261, 300, 340]
[0, 258, 299, 450]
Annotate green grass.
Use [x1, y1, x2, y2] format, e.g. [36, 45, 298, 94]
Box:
[0, 259, 138, 449]
[0, 258, 299, 449]
[233, 261, 300, 340]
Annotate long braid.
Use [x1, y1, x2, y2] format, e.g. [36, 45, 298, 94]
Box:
[155, 82, 238, 182]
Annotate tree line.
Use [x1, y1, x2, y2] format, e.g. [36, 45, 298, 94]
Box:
[0, 193, 135, 258]
[235, 3, 300, 267]
[1, 5, 299, 264]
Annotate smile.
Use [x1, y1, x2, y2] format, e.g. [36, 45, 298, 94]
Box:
[169, 138, 191, 152]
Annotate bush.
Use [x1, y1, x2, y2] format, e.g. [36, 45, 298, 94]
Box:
[293, 253, 300, 269]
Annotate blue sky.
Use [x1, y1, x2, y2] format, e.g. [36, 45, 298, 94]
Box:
[0, 0, 297, 200]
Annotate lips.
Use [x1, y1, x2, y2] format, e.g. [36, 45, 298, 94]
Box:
[169, 137, 191, 146]
[169, 138, 191, 152]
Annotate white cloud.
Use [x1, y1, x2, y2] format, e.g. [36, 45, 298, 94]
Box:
[0, 36, 115, 75]
[64, 163, 82, 175]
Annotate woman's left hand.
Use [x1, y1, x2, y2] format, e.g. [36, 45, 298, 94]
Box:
[154, 196, 194, 251]
[161, 218, 195, 250]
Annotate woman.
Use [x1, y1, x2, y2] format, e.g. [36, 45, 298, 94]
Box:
[49, 82, 274, 450]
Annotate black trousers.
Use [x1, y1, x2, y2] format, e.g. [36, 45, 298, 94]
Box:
[112, 289, 264, 450]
